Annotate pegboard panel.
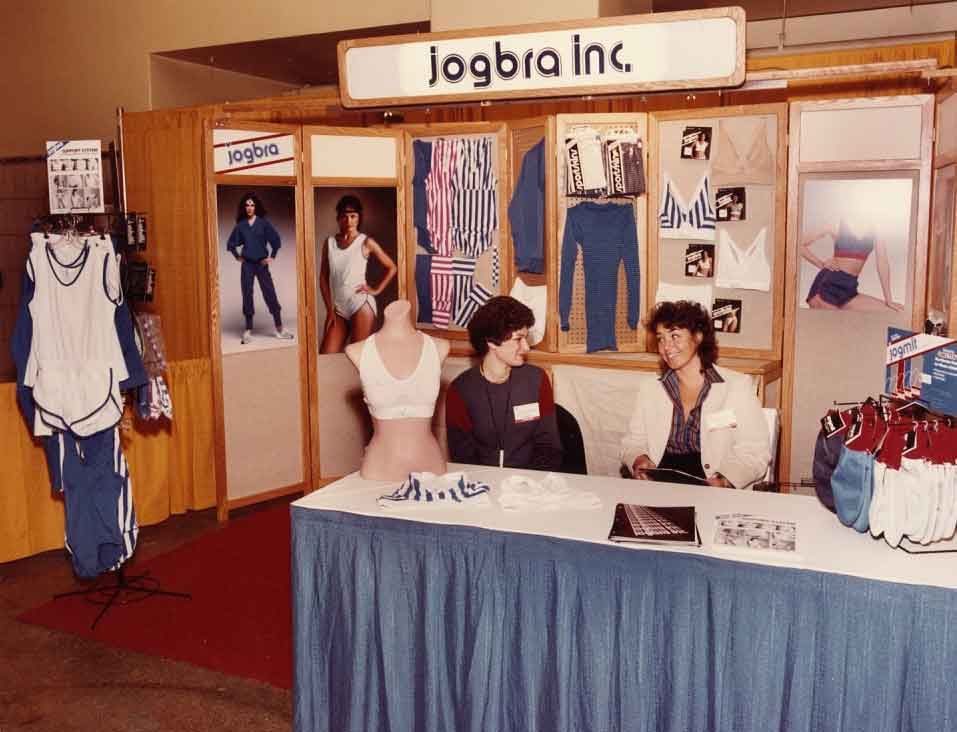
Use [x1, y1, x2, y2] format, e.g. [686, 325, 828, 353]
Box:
[555, 113, 648, 355]
[403, 123, 509, 342]
[509, 123, 547, 284]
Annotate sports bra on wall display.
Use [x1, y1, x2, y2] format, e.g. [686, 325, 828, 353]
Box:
[711, 118, 775, 186]
[659, 173, 717, 240]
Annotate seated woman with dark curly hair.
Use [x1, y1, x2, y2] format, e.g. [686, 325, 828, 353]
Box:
[445, 296, 563, 471]
[620, 300, 770, 488]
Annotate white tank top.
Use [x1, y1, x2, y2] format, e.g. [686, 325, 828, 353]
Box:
[24, 233, 128, 436]
[326, 233, 368, 313]
[359, 333, 440, 420]
[715, 227, 771, 291]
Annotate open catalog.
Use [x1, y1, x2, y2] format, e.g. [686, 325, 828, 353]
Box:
[608, 503, 701, 547]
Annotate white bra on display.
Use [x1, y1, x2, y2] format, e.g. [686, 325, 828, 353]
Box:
[715, 227, 771, 292]
[359, 333, 440, 420]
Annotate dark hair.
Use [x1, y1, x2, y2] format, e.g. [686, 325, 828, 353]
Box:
[467, 296, 534, 357]
[335, 194, 363, 223]
[645, 300, 718, 369]
[236, 192, 267, 222]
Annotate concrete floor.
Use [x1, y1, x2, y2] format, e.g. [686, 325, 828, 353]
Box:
[0, 503, 293, 732]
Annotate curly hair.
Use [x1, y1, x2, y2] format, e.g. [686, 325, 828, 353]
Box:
[235, 192, 267, 222]
[467, 296, 535, 357]
[645, 300, 718, 370]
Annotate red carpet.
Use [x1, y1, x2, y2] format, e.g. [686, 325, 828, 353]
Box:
[19, 503, 293, 689]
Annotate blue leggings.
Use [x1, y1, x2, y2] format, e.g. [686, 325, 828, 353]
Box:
[241, 259, 282, 329]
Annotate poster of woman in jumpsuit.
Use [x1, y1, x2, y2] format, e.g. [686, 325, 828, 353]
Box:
[217, 186, 299, 354]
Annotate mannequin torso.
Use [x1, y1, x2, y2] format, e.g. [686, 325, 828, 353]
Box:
[346, 300, 450, 480]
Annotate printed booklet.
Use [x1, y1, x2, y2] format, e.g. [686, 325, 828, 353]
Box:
[609, 503, 701, 547]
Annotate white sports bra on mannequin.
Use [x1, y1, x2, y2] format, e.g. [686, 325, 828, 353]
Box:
[359, 333, 440, 420]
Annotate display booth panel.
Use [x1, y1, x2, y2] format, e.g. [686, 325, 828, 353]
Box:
[507, 117, 556, 351]
[401, 123, 508, 343]
[927, 164, 956, 329]
[555, 113, 649, 355]
[302, 125, 405, 479]
[205, 122, 310, 514]
[648, 104, 787, 360]
[781, 96, 933, 486]
[798, 106, 923, 163]
[935, 86, 957, 164]
[930, 84, 957, 335]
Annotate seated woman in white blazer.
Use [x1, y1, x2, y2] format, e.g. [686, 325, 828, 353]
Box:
[620, 301, 770, 488]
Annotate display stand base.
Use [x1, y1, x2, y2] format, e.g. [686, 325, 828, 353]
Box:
[54, 566, 191, 630]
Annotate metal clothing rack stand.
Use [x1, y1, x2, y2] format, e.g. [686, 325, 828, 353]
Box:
[54, 566, 191, 631]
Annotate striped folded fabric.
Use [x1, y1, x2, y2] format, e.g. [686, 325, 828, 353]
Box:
[377, 472, 492, 509]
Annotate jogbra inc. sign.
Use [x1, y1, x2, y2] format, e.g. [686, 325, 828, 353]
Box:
[337, 7, 745, 108]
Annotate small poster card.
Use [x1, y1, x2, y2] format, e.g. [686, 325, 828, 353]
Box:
[46, 140, 104, 214]
[712, 299, 741, 333]
[715, 186, 746, 221]
[821, 410, 847, 437]
[680, 126, 712, 161]
[685, 243, 715, 278]
[713, 513, 799, 558]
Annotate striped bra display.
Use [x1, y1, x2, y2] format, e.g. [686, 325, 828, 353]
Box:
[659, 173, 717, 240]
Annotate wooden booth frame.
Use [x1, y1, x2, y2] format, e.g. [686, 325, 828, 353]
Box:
[647, 103, 789, 361]
[203, 120, 312, 519]
[101, 39, 955, 525]
[779, 95, 934, 486]
[301, 125, 406, 483]
[929, 82, 957, 333]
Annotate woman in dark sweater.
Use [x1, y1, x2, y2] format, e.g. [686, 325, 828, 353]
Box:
[446, 296, 563, 471]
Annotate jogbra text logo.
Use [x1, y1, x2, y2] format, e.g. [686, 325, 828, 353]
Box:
[226, 140, 282, 166]
[428, 34, 632, 89]
[214, 132, 295, 175]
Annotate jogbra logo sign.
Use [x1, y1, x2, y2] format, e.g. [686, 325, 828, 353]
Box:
[340, 11, 744, 106]
[428, 34, 632, 89]
[213, 132, 295, 175]
[226, 140, 282, 166]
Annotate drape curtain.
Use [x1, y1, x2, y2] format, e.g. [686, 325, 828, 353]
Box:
[0, 358, 217, 564]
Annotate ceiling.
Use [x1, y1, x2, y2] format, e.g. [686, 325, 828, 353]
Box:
[155, 22, 430, 88]
[155, 1, 949, 89]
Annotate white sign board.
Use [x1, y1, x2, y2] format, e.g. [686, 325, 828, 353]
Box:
[46, 140, 104, 214]
[213, 130, 296, 176]
[339, 8, 744, 108]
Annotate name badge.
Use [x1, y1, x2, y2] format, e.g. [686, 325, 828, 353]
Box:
[703, 408, 737, 431]
[513, 402, 540, 423]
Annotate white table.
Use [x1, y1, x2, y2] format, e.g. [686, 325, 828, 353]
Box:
[292, 466, 957, 732]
